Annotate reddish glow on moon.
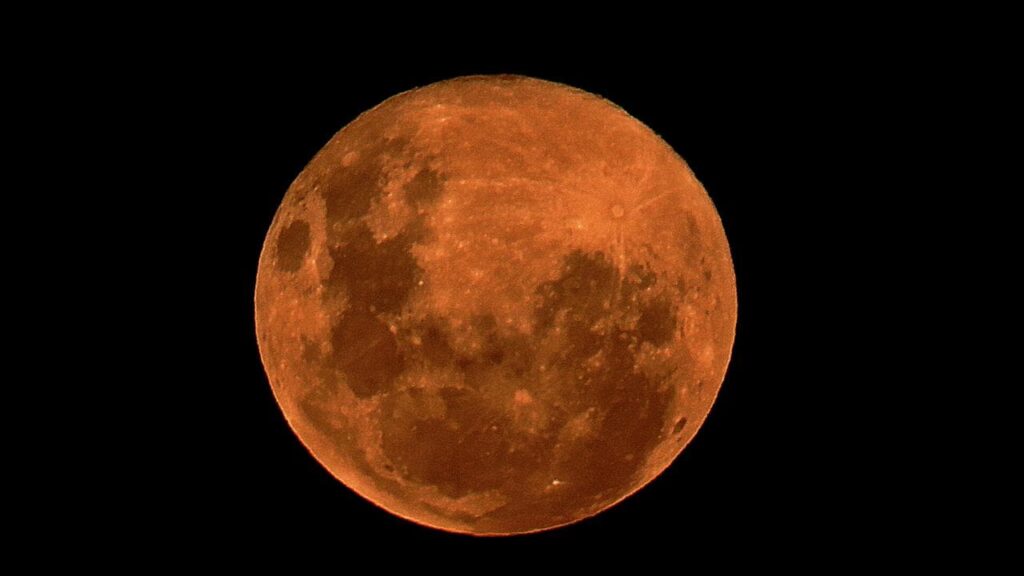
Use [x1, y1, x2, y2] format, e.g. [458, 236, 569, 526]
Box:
[255, 75, 737, 535]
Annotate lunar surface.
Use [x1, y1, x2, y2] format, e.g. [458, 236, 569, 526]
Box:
[255, 75, 737, 535]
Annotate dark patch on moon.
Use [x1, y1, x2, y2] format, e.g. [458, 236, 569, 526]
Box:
[681, 213, 704, 264]
[401, 313, 537, 389]
[321, 137, 409, 227]
[562, 328, 671, 494]
[312, 242, 678, 527]
[326, 223, 422, 315]
[297, 384, 348, 435]
[275, 220, 311, 272]
[700, 255, 713, 281]
[295, 380, 384, 485]
[455, 322, 539, 392]
[381, 387, 512, 498]
[673, 416, 688, 434]
[319, 135, 443, 352]
[637, 296, 676, 345]
[625, 263, 658, 292]
[527, 250, 674, 501]
[494, 331, 535, 378]
[471, 314, 507, 364]
[328, 307, 404, 398]
[413, 317, 458, 366]
[405, 167, 444, 207]
[534, 250, 618, 363]
[301, 336, 320, 364]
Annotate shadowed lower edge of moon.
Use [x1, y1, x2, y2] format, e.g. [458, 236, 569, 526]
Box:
[254, 75, 737, 536]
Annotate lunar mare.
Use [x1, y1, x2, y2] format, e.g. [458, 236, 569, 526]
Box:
[255, 76, 737, 535]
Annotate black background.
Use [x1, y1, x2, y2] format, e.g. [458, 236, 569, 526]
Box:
[20, 14, 995, 563]
[145, 47, 888, 561]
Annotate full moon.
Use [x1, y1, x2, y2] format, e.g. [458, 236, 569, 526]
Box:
[255, 76, 737, 535]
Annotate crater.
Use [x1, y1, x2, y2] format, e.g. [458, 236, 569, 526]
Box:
[275, 220, 311, 272]
[673, 416, 688, 434]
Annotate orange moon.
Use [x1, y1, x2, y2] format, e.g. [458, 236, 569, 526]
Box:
[255, 75, 736, 535]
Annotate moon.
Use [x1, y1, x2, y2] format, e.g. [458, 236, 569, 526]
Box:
[255, 75, 737, 535]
